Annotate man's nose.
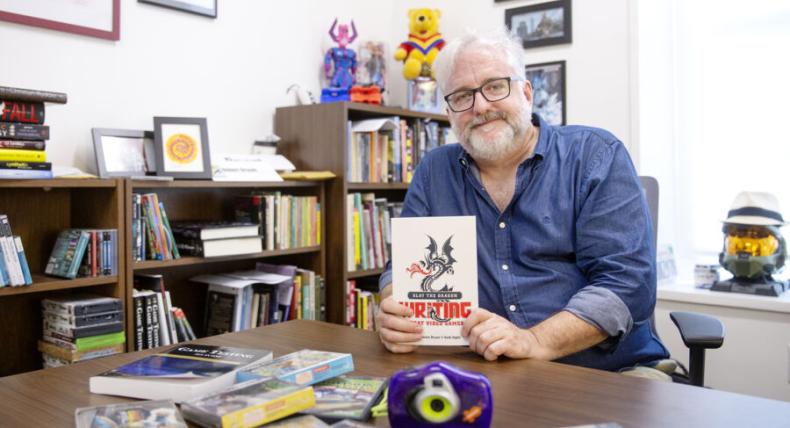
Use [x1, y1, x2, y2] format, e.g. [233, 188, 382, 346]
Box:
[472, 91, 493, 115]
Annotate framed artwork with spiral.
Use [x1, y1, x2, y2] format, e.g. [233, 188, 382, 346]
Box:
[153, 116, 212, 179]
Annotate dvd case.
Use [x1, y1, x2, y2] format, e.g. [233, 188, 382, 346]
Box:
[42, 294, 122, 316]
[74, 399, 187, 428]
[301, 375, 387, 421]
[181, 377, 316, 428]
[236, 350, 353, 385]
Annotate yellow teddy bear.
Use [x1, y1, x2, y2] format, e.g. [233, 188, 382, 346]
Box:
[394, 9, 445, 80]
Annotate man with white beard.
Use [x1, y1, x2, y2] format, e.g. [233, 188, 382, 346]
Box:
[375, 30, 670, 374]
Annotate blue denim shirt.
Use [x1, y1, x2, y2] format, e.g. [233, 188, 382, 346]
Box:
[379, 114, 669, 371]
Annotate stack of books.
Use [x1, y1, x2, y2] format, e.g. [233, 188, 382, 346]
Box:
[0, 86, 67, 179]
[44, 229, 118, 279]
[171, 221, 261, 258]
[0, 214, 32, 287]
[132, 273, 197, 351]
[39, 294, 125, 368]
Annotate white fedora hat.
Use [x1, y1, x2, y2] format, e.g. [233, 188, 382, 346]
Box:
[723, 191, 785, 226]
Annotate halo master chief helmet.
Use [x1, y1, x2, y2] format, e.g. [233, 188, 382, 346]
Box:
[713, 191, 787, 296]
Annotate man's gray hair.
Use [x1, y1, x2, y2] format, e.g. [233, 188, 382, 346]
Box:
[433, 28, 526, 95]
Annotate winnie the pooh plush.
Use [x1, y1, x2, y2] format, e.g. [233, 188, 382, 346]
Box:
[394, 9, 445, 80]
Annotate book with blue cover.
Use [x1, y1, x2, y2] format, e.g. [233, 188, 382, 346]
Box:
[89, 344, 273, 402]
[236, 349, 353, 385]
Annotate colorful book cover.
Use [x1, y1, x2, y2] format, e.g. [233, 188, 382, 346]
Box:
[0, 148, 46, 162]
[300, 375, 387, 421]
[74, 399, 187, 428]
[181, 377, 315, 428]
[237, 349, 353, 385]
[391, 216, 478, 345]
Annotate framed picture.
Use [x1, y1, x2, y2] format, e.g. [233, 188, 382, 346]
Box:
[505, 0, 572, 49]
[92, 128, 157, 178]
[525, 60, 566, 126]
[407, 78, 443, 114]
[0, 0, 120, 41]
[138, 0, 217, 18]
[153, 117, 212, 179]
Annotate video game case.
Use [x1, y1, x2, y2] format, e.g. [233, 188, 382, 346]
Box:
[237, 350, 354, 386]
[42, 294, 122, 316]
[0, 122, 50, 140]
[38, 340, 123, 363]
[43, 330, 126, 352]
[43, 320, 124, 339]
[44, 309, 123, 327]
[75, 400, 186, 428]
[181, 377, 316, 428]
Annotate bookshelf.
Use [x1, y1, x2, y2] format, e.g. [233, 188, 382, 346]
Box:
[0, 179, 124, 375]
[275, 102, 450, 325]
[124, 179, 326, 350]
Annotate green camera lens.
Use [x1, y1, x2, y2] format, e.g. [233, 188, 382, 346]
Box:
[411, 372, 460, 424]
[418, 394, 455, 423]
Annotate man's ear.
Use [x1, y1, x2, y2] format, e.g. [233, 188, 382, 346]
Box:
[522, 79, 534, 105]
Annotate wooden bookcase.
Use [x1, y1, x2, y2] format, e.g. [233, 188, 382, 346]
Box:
[275, 102, 449, 324]
[124, 179, 326, 349]
[0, 179, 124, 375]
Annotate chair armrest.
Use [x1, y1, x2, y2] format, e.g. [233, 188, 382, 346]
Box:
[670, 311, 725, 349]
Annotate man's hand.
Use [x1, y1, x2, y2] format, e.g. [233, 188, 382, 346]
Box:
[375, 284, 423, 353]
[462, 308, 543, 361]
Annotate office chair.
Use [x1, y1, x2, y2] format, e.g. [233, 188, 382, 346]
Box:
[639, 176, 725, 387]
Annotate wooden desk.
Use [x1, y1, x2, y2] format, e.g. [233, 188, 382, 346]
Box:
[1, 320, 788, 427]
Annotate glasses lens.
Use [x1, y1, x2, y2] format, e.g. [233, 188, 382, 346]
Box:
[481, 78, 511, 101]
[725, 228, 779, 256]
[447, 91, 474, 111]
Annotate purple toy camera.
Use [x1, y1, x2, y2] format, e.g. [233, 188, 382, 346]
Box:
[388, 361, 493, 427]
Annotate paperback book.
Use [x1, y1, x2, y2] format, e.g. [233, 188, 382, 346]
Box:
[181, 377, 316, 428]
[74, 399, 186, 428]
[89, 344, 273, 402]
[391, 216, 478, 346]
[300, 375, 387, 422]
[237, 349, 353, 385]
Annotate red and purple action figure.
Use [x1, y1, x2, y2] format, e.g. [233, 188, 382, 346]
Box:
[324, 19, 358, 89]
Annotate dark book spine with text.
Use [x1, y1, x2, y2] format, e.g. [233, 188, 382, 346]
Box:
[0, 161, 51, 171]
[0, 86, 67, 104]
[0, 100, 45, 124]
[0, 122, 49, 140]
[0, 139, 45, 150]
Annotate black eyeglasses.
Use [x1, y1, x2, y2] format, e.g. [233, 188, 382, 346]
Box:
[443, 77, 520, 113]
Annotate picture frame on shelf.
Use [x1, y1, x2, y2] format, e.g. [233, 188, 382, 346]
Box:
[505, 0, 572, 49]
[138, 0, 217, 18]
[92, 128, 157, 178]
[153, 117, 212, 179]
[0, 0, 120, 41]
[525, 60, 566, 126]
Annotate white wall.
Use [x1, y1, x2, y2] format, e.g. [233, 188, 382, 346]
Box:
[0, 0, 635, 174]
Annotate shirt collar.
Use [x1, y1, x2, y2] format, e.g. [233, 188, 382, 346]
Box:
[456, 113, 551, 169]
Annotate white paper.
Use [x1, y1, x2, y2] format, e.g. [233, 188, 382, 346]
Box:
[211, 154, 283, 182]
[351, 118, 398, 133]
[257, 154, 295, 172]
[392, 216, 478, 346]
[226, 270, 291, 284]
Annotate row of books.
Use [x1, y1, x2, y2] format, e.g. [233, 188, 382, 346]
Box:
[85, 345, 385, 427]
[39, 294, 125, 368]
[345, 280, 381, 330]
[0, 214, 32, 287]
[346, 116, 452, 183]
[193, 262, 325, 336]
[132, 273, 197, 350]
[131, 193, 180, 261]
[44, 229, 118, 279]
[234, 192, 321, 251]
[345, 193, 402, 272]
[0, 85, 66, 179]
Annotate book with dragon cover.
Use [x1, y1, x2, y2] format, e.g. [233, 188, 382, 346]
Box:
[391, 216, 478, 345]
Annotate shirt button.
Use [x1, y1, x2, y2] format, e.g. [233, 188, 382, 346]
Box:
[502, 264, 509, 271]
[499, 222, 506, 229]
[509, 305, 517, 312]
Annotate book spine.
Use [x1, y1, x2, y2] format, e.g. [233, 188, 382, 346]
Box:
[164, 290, 178, 344]
[13, 236, 33, 285]
[0, 86, 67, 104]
[0, 161, 51, 170]
[0, 140, 45, 150]
[0, 122, 50, 140]
[0, 241, 9, 287]
[66, 231, 91, 279]
[144, 293, 156, 348]
[158, 201, 180, 259]
[0, 168, 53, 179]
[0, 148, 45, 162]
[0, 215, 24, 285]
[133, 293, 144, 351]
[0, 100, 45, 124]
